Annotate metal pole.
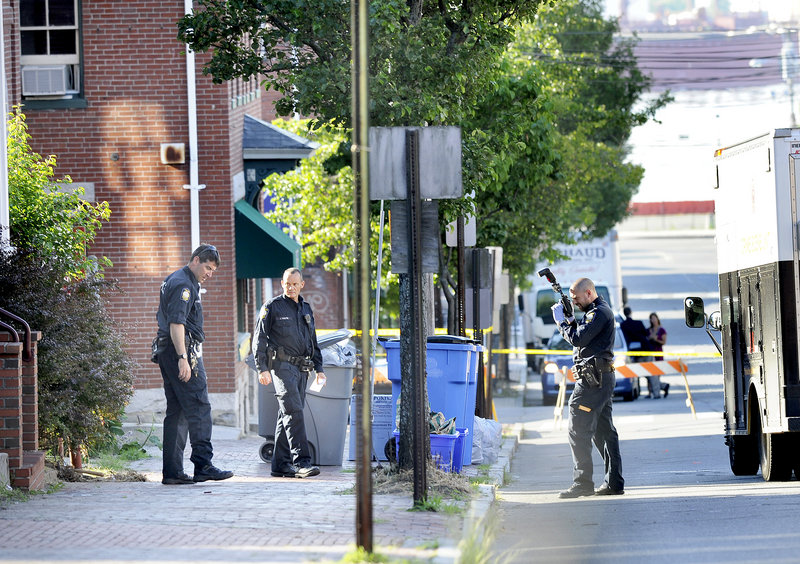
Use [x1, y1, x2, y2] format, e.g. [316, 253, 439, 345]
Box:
[352, 0, 372, 552]
[406, 129, 428, 504]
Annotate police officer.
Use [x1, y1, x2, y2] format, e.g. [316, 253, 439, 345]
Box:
[253, 267, 325, 478]
[156, 243, 233, 485]
[552, 277, 624, 498]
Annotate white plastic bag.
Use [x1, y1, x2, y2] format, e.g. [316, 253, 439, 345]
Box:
[472, 415, 502, 465]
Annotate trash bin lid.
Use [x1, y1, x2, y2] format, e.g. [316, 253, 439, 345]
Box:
[317, 328, 353, 349]
[427, 335, 477, 345]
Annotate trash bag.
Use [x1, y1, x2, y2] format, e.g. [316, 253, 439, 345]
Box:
[322, 341, 357, 367]
[472, 416, 502, 464]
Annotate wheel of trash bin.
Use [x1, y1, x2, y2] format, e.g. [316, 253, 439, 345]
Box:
[259, 439, 275, 463]
[384, 437, 397, 462]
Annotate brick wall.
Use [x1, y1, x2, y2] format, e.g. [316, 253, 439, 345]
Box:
[0, 338, 22, 474]
[16, 2, 270, 395]
[0, 330, 44, 490]
[6, 1, 344, 427]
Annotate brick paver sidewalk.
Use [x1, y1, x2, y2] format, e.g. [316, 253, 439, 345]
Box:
[0, 420, 516, 563]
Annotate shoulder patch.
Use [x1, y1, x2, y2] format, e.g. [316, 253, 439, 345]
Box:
[260, 307, 268, 319]
[585, 311, 596, 323]
[181, 288, 191, 302]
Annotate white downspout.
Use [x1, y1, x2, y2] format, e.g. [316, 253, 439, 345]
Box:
[0, 4, 10, 249]
[183, 0, 204, 250]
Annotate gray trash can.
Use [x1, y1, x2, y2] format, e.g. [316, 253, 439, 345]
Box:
[256, 329, 354, 466]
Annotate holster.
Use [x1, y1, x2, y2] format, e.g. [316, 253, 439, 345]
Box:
[575, 362, 601, 388]
[186, 333, 200, 377]
[265, 345, 277, 371]
[576, 358, 613, 388]
[150, 336, 168, 364]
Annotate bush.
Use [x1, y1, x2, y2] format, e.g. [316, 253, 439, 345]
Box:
[0, 242, 136, 452]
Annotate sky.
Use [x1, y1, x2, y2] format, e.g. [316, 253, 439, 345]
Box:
[604, 0, 797, 22]
[606, 0, 800, 203]
[627, 84, 796, 202]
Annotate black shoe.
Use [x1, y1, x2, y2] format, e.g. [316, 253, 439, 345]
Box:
[558, 484, 595, 499]
[271, 467, 296, 478]
[663, 383, 670, 398]
[193, 464, 234, 482]
[595, 483, 624, 496]
[294, 465, 320, 478]
[162, 473, 195, 485]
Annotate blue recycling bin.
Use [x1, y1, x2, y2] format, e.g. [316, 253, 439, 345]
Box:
[381, 336, 476, 467]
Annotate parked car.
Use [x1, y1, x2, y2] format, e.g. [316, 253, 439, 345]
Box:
[540, 327, 640, 405]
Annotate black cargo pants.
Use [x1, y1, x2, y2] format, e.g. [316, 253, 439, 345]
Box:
[271, 361, 313, 472]
[158, 342, 213, 478]
[567, 370, 624, 491]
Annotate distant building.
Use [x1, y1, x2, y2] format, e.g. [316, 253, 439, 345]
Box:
[4, 1, 346, 433]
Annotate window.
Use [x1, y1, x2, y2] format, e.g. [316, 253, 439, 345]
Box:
[20, 0, 81, 100]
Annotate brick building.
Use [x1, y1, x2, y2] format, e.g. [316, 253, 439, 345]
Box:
[3, 1, 346, 433]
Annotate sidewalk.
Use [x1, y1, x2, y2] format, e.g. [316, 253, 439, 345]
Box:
[0, 392, 521, 563]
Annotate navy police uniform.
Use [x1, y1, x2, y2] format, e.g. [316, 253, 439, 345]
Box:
[156, 265, 213, 480]
[556, 295, 624, 493]
[252, 293, 323, 474]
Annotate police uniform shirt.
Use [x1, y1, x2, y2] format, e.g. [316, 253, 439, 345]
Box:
[156, 265, 205, 342]
[557, 296, 615, 367]
[252, 294, 323, 373]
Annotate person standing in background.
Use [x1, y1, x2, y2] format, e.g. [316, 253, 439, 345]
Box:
[646, 312, 669, 399]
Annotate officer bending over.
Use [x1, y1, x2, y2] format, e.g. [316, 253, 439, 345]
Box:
[253, 267, 325, 478]
[552, 277, 624, 498]
[155, 243, 233, 485]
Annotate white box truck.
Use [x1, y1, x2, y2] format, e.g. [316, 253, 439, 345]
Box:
[518, 230, 625, 371]
[685, 128, 800, 481]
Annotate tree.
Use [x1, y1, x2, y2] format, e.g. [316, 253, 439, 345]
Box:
[178, 0, 673, 309]
[1, 109, 134, 454]
[178, 0, 549, 126]
[7, 107, 111, 279]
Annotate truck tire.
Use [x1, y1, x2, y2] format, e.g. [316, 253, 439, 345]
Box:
[728, 434, 758, 476]
[757, 420, 793, 481]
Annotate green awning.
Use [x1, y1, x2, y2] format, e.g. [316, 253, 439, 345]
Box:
[234, 199, 301, 279]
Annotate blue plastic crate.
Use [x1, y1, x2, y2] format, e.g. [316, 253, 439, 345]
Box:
[393, 431, 460, 472]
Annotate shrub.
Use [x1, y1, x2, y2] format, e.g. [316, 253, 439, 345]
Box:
[0, 245, 136, 452]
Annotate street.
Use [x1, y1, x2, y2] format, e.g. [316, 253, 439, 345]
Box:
[489, 230, 800, 563]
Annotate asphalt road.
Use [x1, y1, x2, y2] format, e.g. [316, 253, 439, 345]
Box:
[490, 231, 800, 563]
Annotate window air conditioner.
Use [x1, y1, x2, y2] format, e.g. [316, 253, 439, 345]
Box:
[21, 65, 70, 96]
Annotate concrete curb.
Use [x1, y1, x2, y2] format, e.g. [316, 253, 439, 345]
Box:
[445, 422, 521, 563]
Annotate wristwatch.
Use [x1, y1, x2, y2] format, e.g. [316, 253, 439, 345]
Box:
[178, 353, 188, 360]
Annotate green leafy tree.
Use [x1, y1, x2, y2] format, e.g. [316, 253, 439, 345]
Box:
[1, 108, 134, 454]
[496, 0, 672, 267]
[178, 0, 549, 126]
[7, 107, 112, 279]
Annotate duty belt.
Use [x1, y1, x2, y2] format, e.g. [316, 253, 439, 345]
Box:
[275, 348, 314, 372]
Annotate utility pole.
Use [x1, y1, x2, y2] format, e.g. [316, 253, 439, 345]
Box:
[352, 0, 372, 553]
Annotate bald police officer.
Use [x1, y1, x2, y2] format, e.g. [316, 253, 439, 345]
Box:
[156, 243, 233, 485]
[253, 267, 325, 478]
[552, 277, 624, 498]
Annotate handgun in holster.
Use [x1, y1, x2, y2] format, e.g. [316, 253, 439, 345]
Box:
[575, 361, 602, 388]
